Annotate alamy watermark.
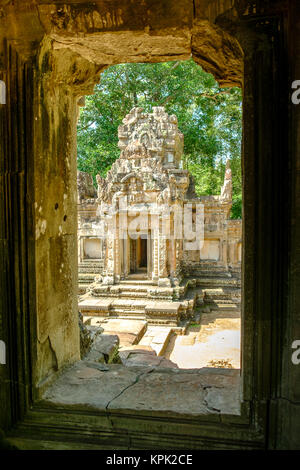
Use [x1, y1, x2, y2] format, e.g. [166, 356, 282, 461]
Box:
[0, 80, 6, 104]
[0, 340, 5, 364]
[291, 340, 300, 365]
[95, 199, 205, 250]
[291, 80, 300, 104]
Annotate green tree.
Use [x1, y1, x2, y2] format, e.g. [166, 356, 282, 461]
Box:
[77, 59, 242, 218]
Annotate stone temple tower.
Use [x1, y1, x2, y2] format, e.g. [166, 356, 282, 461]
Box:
[95, 106, 191, 287]
[78, 107, 241, 325]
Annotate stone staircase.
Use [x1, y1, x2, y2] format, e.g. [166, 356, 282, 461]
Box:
[78, 277, 198, 326]
[201, 287, 241, 313]
[79, 294, 193, 326]
[78, 264, 241, 325]
[78, 260, 104, 295]
[191, 264, 241, 314]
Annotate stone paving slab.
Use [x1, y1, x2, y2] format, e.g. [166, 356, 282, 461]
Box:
[41, 362, 240, 416]
[119, 345, 156, 358]
[112, 299, 147, 307]
[138, 325, 173, 356]
[180, 335, 196, 346]
[79, 298, 112, 307]
[121, 353, 178, 368]
[145, 302, 181, 313]
[111, 332, 138, 347]
[86, 318, 147, 346]
[42, 363, 138, 409]
[79, 298, 112, 316]
[108, 369, 239, 414]
[103, 319, 147, 335]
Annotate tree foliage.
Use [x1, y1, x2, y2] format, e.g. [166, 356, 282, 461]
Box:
[77, 59, 242, 218]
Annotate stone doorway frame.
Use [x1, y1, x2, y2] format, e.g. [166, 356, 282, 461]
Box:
[0, 0, 298, 449]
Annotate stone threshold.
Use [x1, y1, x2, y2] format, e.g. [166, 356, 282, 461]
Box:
[40, 362, 241, 417]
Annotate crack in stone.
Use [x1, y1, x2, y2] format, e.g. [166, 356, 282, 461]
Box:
[105, 368, 153, 413]
[203, 386, 222, 414]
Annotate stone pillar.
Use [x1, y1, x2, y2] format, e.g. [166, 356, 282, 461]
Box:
[158, 235, 167, 277]
[126, 236, 130, 278]
[147, 232, 152, 279]
[222, 239, 228, 268]
[158, 233, 171, 287]
[120, 237, 126, 279]
[229, 242, 235, 265]
[104, 235, 115, 285]
[114, 234, 120, 282]
[78, 237, 82, 263]
[152, 229, 159, 282]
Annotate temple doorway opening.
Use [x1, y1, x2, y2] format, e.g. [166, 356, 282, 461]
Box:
[139, 237, 147, 269]
[130, 236, 148, 275]
[133, 236, 148, 272]
[77, 61, 242, 371]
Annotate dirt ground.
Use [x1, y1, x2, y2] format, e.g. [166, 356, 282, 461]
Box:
[164, 311, 240, 369]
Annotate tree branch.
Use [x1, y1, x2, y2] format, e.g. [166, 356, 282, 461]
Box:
[78, 121, 96, 132]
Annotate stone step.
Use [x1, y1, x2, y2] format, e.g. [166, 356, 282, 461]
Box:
[205, 302, 240, 311]
[119, 280, 154, 285]
[79, 294, 183, 325]
[119, 291, 149, 298]
[110, 315, 147, 321]
[78, 273, 97, 280]
[79, 268, 103, 274]
[78, 261, 104, 265]
[90, 284, 175, 301]
[112, 299, 147, 308]
[118, 284, 150, 292]
[125, 273, 148, 280]
[203, 289, 241, 301]
[110, 308, 147, 316]
[195, 271, 232, 277]
[79, 262, 103, 269]
[196, 277, 241, 287]
[139, 327, 173, 356]
[188, 266, 232, 274]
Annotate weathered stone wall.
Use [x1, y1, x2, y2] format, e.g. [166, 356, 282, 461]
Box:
[0, 41, 36, 430]
[33, 40, 81, 387]
[275, 0, 300, 450]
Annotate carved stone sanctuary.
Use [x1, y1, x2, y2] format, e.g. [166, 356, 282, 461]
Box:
[78, 108, 242, 324]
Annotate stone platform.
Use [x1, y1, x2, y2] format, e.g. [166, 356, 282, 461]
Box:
[80, 295, 184, 326]
[79, 272, 241, 325]
[87, 318, 148, 346]
[79, 278, 200, 325]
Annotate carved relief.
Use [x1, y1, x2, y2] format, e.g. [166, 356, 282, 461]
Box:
[220, 159, 232, 201]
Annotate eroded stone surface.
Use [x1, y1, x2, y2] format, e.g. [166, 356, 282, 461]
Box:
[42, 362, 138, 409]
[139, 325, 174, 356]
[85, 334, 120, 364]
[89, 318, 147, 346]
[120, 352, 178, 369]
[108, 368, 240, 415]
[41, 362, 240, 416]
